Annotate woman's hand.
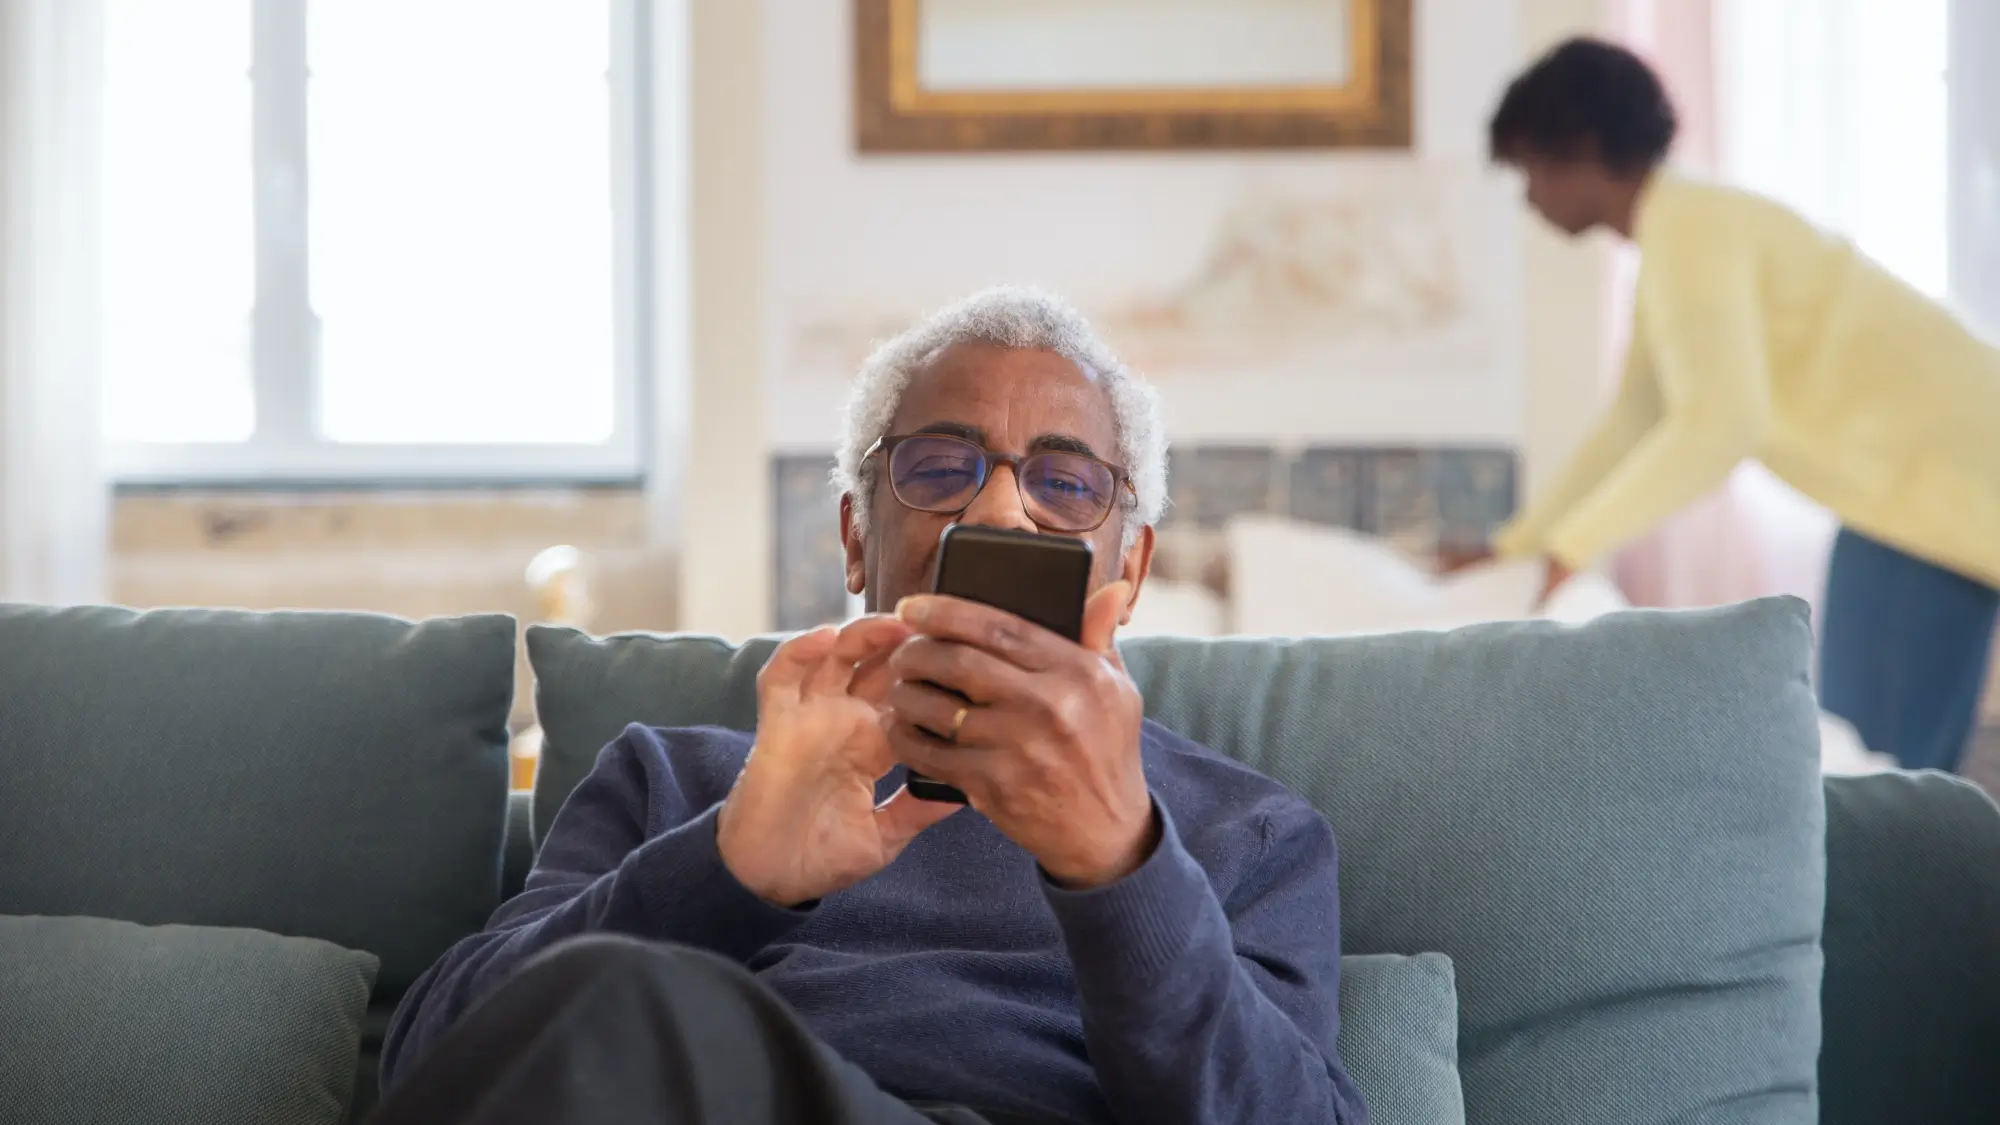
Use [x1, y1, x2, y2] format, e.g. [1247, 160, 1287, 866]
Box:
[1435, 544, 1496, 576]
[1535, 556, 1576, 608]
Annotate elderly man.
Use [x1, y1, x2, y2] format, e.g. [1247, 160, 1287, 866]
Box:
[373, 288, 1364, 1125]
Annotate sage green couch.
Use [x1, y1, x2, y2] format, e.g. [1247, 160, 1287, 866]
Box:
[0, 601, 1994, 1125]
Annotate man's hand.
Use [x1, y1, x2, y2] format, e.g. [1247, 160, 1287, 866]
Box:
[717, 617, 961, 907]
[883, 583, 1159, 890]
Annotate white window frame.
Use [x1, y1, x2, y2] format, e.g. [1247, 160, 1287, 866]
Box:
[104, 0, 652, 486]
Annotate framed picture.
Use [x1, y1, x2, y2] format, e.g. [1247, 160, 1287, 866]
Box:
[855, 0, 1414, 152]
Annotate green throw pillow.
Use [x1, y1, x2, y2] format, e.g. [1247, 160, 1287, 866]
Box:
[1339, 953, 1465, 1125]
[0, 915, 379, 1125]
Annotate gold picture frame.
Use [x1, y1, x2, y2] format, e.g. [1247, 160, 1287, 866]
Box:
[855, 0, 1413, 152]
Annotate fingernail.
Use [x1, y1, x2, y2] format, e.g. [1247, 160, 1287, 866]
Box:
[895, 596, 917, 622]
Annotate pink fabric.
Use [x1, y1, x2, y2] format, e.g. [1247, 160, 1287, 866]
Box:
[1598, 0, 1838, 612]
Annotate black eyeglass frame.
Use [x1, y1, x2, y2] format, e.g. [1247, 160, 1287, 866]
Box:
[864, 433, 1138, 533]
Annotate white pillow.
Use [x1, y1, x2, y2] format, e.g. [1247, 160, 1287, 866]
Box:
[1227, 515, 1545, 635]
[1220, 514, 1897, 775]
[1124, 578, 1227, 638]
[1817, 711, 1895, 775]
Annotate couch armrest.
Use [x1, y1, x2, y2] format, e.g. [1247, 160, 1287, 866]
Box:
[502, 790, 536, 901]
[1820, 771, 2000, 1125]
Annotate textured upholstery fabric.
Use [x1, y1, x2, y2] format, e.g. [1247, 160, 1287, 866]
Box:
[1338, 953, 1465, 1125]
[528, 628, 777, 843]
[1819, 771, 2000, 1125]
[347, 1008, 395, 1125]
[0, 604, 516, 995]
[527, 598, 1825, 1125]
[1117, 601, 1825, 1125]
[0, 915, 377, 1125]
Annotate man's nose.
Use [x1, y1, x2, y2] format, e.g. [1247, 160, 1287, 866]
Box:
[959, 463, 1038, 533]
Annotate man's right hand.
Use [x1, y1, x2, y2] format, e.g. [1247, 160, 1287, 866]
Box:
[716, 616, 962, 908]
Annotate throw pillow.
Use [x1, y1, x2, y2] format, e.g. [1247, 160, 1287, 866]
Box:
[1339, 953, 1465, 1125]
[1120, 599, 1825, 1125]
[0, 915, 378, 1125]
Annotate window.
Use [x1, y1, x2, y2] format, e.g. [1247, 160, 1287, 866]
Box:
[1715, 0, 1949, 296]
[100, 0, 648, 483]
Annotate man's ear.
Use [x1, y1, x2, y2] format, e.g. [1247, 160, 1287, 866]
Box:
[839, 493, 867, 596]
[1114, 523, 1155, 626]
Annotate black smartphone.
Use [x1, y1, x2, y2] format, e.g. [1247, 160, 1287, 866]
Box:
[906, 524, 1094, 804]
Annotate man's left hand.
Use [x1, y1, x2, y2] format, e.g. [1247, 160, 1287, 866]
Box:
[883, 583, 1159, 889]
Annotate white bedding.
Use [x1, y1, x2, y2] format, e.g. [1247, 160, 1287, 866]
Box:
[1125, 515, 1892, 775]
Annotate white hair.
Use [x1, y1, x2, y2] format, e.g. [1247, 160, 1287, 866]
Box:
[832, 286, 1169, 550]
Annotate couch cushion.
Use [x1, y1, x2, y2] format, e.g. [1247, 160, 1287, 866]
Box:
[526, 597, 1825, 1125]
[0, 914, 377, 1125]
[1338, 953, 1465, 1125]
[529, 628, 775, 843]
[0, 605, 515, 995]
[1819, 771, 2000, 1125]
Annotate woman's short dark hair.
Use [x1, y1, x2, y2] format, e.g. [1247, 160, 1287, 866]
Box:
[1488, 37, 1678, 174]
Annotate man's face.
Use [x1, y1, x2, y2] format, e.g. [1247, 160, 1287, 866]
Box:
[840, 342, 1154, 617]
[1516, 154, 1604, 237]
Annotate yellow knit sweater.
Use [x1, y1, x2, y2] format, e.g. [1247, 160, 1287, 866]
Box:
[1496, 171, 2000, 589]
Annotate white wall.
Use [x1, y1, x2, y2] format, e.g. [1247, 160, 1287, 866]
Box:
[759, 0, 1531, 453]
[1517, 0, 1616, 497]
[663, 0, 1610, 635]
[652, 0, 773, 640]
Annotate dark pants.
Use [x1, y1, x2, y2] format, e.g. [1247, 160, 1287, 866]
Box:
[1819, 528, 2000, 773]
[369, 936, 1014, 1125]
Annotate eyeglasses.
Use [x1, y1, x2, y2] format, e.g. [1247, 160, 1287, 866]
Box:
[866, 433, 1135, 533]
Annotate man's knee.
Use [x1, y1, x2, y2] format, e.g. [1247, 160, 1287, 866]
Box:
[513, 935, 751, 1005]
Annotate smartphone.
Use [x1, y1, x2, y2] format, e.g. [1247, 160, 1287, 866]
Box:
[906, 524, 1094, 803]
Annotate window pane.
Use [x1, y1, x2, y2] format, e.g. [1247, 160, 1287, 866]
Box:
[1849, 0, 1947, 296]
[308, 1, 616, 444]
[1717, 0, 1947, 297]
[100, 0, 255, 443]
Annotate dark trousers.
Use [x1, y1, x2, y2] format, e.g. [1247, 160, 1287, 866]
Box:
[1819, 528, 2000, 773]
[369, 936, 1011, 1125]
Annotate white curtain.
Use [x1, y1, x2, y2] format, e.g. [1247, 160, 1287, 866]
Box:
[1715, 0, 1950, 298]
[0, 0, 108, 604]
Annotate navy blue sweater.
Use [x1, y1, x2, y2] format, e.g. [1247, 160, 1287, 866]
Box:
[383, 721, 1364, 1125]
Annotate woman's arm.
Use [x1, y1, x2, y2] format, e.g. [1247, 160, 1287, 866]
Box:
[1538, 217, 1772, 568]
[1493, 332, 1663, 561]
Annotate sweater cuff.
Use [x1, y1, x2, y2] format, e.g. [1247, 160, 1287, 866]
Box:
[619, 803, 813, 962]
[1041, 800, 1221, 991]
[1542, 522, 1601, 572]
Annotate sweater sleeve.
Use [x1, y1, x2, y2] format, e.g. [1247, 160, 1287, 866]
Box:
[1042, 799, 1364, 1125]
[378, 726, 809, 1092]
[1492, 333, 1663, 561]
[1535, 205, 1773, 567]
